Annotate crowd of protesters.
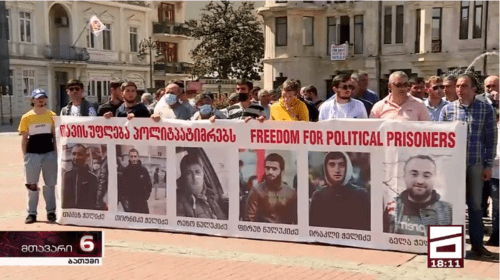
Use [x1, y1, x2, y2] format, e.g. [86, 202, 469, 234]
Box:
[18, 69, 499, 259]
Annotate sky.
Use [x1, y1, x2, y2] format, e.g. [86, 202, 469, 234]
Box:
[185, 1, 265, 20]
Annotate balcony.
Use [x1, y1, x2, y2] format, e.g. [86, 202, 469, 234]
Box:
[154, 62, 193, 75]
[431, 40, 441, 53]
[44, 45, 90, 61]
[153, 22, 191, 37]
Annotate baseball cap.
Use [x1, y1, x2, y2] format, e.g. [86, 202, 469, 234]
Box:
[258, 89, 271, 99]
[31, 88, 48, 99]
[228, 92, 239, 102]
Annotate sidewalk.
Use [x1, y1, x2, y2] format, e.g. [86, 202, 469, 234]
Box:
[0, 134, 498, 279]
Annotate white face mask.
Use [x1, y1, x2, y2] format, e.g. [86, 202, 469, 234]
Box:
[165, 94, 177, 106]
[199, 104, 212, 115]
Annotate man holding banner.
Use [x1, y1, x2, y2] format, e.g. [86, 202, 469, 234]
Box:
[245, 153, 297, 224]
[440, 73, 498, 258]
[383, 155, 452, 236]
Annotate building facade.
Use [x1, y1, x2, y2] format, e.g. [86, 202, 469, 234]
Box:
[2, 1, 195, 119]
[258, 0, 499, 100]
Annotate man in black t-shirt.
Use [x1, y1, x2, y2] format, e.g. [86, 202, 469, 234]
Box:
[97, 79, 124, 117]
[115, 82, 151, 119]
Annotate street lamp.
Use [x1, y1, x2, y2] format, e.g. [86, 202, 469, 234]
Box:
[138, 36, 160, 93]
[216, 78, 221, 100]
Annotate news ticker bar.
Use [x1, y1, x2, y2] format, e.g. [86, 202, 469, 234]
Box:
[0, 231, 103, 266]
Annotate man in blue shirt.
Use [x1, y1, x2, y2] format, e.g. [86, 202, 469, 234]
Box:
[439, 73, 498, 259]
[351, 71, 379, 115]
[424, 76, 449, 121]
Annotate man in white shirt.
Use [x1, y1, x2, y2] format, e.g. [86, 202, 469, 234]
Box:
[319, 74, 367, 120]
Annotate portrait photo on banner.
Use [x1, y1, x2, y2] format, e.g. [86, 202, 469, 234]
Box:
[382, 151, 453, 237]
[239, 149, 298, 225]
[116, 145, 167, 215]
[61, 143, 108, 211]
[308, 151, 371, 231]
[175, 147, 229, 220]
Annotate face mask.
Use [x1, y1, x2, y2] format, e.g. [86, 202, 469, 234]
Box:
[238, 93, 249, 102]
[165, 94, 177, 106]
[199, 104, 212, 115]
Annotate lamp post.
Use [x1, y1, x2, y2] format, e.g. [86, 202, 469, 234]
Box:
[216, 79, 221, 100]
[138, 36, 159, 93]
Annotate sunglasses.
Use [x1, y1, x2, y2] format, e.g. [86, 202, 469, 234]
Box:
[392, 83, 409, 88]
[339, 85, 355, 90]
[432, 85, 445, 90]
[68, 87, 81, 91]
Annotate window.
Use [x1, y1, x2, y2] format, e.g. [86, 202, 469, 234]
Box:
[102, 24, 111, 50]
[130, 27, 138, 52]
[159, 42, 178, 62]
[86, 27, 95, 49]
[276, 1, 288, 3]
[9, 70, 13, 95]
[19, 12, 32, 43]
[460, 1, 469, 39]
[473, 1, 482, 38]
[275, 17, 287, 46]
[395, 5, 404, 43]
[384, 6, 392, 44]
[303, 17, 313, 46]
[339, 16, 349, 45]
[5, 9, 10, 41]
[354, 15, 363, 54]
[159, 3, 175, 23]
[327, 17, 337, 55]
[22, 70, 35, 96]
[415, 9, 421, 53]
[88, 79, 110, 104]
[432, 8, 442, 52]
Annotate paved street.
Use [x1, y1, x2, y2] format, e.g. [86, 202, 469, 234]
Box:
[0, 133, 498, 279]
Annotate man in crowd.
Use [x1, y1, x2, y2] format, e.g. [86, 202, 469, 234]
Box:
[245, 153, 297, 224]
[118, 149, 153, 214]
[148, 88, 165, 114]
[258, 89, 272, 119]
[270, 79, 309, 121]
[141, 92, 153, 107]
[177, 153, 227, 219]
[19, 89, 58, 224]
[115, 82, 151, 119]
[351, 71, 379, 115]
[443, 75, 458, 102]
[152, 82, 192, 121]
[191, 93, 226, 121]
[60, 79, 97, 116]
[477, 75, 499, 115]
[225, 79, 265, 121]
[439, 73, 498, 258]
[62, 144, 99, 210]
[97, 79, 124, 117]
[309, 152, 370, 230]
[319, 74, 367, 120]
[408, 77, 426, 100]
[424, 76, 449, 121]
[249, 86, 261, 103]
[297, 85, 318, 122]
[370, 71, 430, 121]
[383, 155, 452, 236]
[302, 85, 324, 109]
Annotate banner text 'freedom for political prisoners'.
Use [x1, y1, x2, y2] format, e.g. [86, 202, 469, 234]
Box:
[59, 123, 456, 148]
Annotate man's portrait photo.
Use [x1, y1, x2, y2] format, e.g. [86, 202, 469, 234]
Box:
[176, 147, 229, 220]
[116, 145, 166, 215]
[239, 149, 297, 225]
[309, 151, 371, 230]
[383, 154, 452, 237]
[61, 144, 107, 210]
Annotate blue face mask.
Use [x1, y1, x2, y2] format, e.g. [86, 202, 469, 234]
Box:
[165, 94, 177, 106]
[199, 104, 212, 115]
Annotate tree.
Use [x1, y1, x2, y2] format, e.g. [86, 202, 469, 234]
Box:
[188, 1, 264, 80]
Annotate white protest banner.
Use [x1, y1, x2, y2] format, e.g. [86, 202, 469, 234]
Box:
[55, 117, 467, 253]
[331, 43, 348, 61]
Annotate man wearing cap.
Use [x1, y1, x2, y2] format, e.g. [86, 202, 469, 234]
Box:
[60, 79, 98, 116]
[19, 89, 58, 224]
[191, 93, 226, 121]
[151, 82, 192, 121]
[97, 79, 124, 117]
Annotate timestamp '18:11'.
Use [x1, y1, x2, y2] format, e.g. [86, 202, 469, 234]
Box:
[429, 259, 464, 268]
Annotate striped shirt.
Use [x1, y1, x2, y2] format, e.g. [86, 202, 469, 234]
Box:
[226, 102, 264, 120]
[439, 98, 498, 167]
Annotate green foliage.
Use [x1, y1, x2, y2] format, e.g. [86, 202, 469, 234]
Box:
[188, 1, 264, 80]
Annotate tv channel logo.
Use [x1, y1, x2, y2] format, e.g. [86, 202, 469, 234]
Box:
[427, 225, 464, 268]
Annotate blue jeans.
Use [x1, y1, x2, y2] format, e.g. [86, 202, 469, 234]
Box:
[466, 164, 485, 247]
[24, 151, 58, 215]
[491, 178, 499, 240]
